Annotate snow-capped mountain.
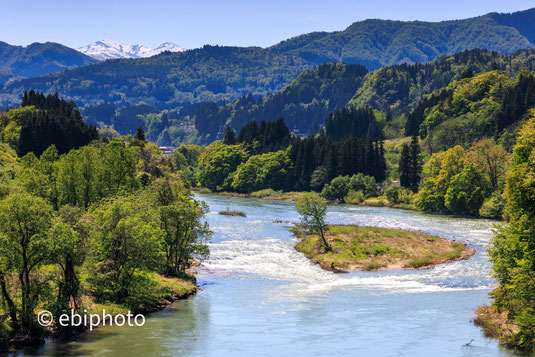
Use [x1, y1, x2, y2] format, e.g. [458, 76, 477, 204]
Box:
[152, 42, 185, 56]
[77, 39, 184, 60]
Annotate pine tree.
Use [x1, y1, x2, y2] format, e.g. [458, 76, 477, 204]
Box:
[134, 127, 146, 142]
[223, 126, 236, 145]
[399, 143, 411, 189]
[408, 134, 423, 191]
[399, 134, 423, 191]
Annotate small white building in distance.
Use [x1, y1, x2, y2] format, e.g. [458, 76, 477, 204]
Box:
[159, 146, 175, 155]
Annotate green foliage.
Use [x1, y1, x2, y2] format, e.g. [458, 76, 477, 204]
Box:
[295, 193, 330, 252]
[488, 113, 535, 350]
[250, 188, 282, 198]
[0, 192, 53, 339]
[344, 190, 365, 204]
[418, 146, 466, 213]
[479, 191, 505, 219]
[385, 185, 400, 204]
[322, 173, 379, 202]
[2, 46, 312, 108]
[323, 106, 381, 141]
[197, 142, 248, 191]
[349, 173, 379, 197]
[399, 134, 423, 192]
[466, 138, 511, 192]
[16, 91, 98, 157]
[0, 126, 210, 345]
[444, 164, 489, 216]
[230, 149, 293, 193]
[273, 15, 534, 69]
[321, 176, 350, 201]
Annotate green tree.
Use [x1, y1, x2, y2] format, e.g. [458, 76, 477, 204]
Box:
[197, 142, 248, 191]
[159, 199, 211, 276]
[0, 192, 53, 339]
[295, 193, 330, 252]
[466, 138, 510, 192]
[230, 149, 293, 193]
[321, 176, 350, 202]
[399, 135, 423, 192]
[488, 113, 535, 349]
[152, 176, 212, 276]
[87, 195, 164, 303]
[444, 164, 489, 215]
[134, 127, 146, 142]
[223, 126, 236, 145]
[418, 145, 466, 212]
[48, 207, 88, 313]
[348, 173, 378, 197]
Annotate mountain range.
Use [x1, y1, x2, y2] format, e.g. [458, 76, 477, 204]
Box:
[271, 8, 535, 69]
[76, 39, 185, 60]
[1, 8, 535, 108]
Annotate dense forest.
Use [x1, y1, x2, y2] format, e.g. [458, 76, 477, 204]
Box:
[0, 94, 211, 350]
[271, 9, 535, 68]
[64, 48, 535, 147]
[0, 90, 98, 157]
[1, 46, 313, 108]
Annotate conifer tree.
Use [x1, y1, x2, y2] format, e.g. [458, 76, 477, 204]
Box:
[399, 134, 422, 191]
[134, 127, 146, 142]
[223, 126, 236, 145]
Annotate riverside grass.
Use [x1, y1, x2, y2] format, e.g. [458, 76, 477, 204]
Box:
[292, 224, 474, 271]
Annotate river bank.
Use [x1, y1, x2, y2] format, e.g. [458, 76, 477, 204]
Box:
[196, 189, 418, 210]
[291, 224, 475, 272]
[2, 273, 197, 354]
[474, 305, 524, 351]
[10, 193, 510, 356]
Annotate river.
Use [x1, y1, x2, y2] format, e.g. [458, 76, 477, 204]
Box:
[17, 193, 517, 356]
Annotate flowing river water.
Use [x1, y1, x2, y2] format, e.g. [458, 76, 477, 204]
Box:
[17, 193, 518, 356]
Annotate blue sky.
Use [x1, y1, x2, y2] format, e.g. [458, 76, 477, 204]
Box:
[2, 0, 534, 49]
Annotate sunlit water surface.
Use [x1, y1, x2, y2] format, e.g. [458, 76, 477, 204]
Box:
[12, 193, 520, 356]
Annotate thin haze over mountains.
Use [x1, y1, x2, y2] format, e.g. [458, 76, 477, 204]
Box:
[77, 39, 185, 60]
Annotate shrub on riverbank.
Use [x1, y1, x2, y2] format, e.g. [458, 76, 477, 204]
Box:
[475, 306, 519, 348]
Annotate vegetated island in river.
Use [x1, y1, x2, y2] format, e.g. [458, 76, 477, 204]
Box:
[291, 224, 474, 271]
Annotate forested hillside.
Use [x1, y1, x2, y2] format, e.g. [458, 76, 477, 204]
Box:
[141, 49, 535, 146]
[0, 41, 96, 81]
[271, 9, 535, 69]
[2, 8, 535, 111]
[0, 46, 313, 108]
[405, 70, 535, 151]
[0, 90, 98, 157]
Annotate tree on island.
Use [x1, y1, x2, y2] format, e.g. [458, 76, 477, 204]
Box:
[295, 193, 331, 252]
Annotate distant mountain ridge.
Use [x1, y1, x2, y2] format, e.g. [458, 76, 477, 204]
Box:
[0, 41, 96, 82]
[77, 39, 185, 60]
[2, 8, 535, 107]
[271, 8, 535, 69]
